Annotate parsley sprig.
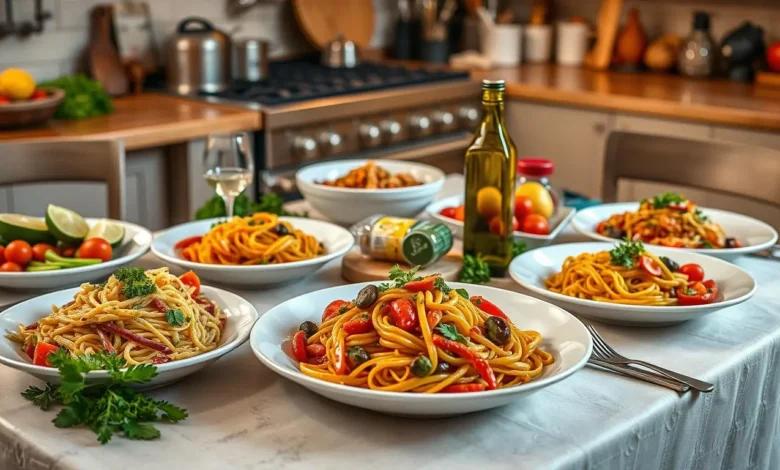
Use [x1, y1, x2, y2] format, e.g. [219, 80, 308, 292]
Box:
[378, 264, 422, 292]
[166, 309, 186, 326]
[21, 349, 187, 444]
[609, 240, 646, 268]
[644, 192, 686, 209]
[114, 267, 156, 299]
[435, 323, 469, 345]
[458, 254, 491, 284]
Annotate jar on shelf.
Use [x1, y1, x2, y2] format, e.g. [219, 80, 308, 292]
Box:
[515, 158, 560, 218]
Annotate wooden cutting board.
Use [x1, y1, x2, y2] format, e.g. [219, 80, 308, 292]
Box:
[342, 250, 463, 283]
[88, 5, 128, 96]
[584, 0, 623, 70]
[292, 0, 375, 50]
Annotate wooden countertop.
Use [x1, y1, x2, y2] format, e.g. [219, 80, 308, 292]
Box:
[0, 93, 262, 150]
[470, 64, 780, 132]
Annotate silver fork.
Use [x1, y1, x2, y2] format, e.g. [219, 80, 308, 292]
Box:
[587, 325, 715, 393]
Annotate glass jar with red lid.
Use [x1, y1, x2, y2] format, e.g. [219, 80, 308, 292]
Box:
[515, 157, 560, 218]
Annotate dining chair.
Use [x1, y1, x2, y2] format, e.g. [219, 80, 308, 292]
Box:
[0, 140, 125, 219]
[601, 131, 780, 210]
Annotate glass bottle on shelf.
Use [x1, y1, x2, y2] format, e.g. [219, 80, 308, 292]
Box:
[463, 79, 516, 277]
[678, 11, 717, 78]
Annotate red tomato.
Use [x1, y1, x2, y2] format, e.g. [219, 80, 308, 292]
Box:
[343, 314, 373, 334]
[514, 195, 534, 221]
[291, 331, 308, 362]
[677, 280, 718, 306]
[488, 216, 505, 236]
[767, 42, 780, 73]
[4, 240, 32, 266]
[60, 245, 77, 258]
[388, 298, 417, 331]
[33, 342, 59, 367]
[0, 245, 4, 264]
[0, 95, 10, 104]
[322, 299, 350, 323]
[440, 207, 458, 219]
[78, 238, 112, 262]
[179, 270, 201, 297]
[306, 343, 326, 357]
[404, 274, 439, 292]
[31, 243, 57, 263]
[0, 261, 22, 272]
[638, 255, 662, 277]
[679, 263, 704, 282]
[174, 236, 202, 250]
[29, 89, 48, 100]
[454, 205, 465, 222]
[512, 216, 519, 232]
[520, 214, 550, 235]
[25, 344, 35, 359]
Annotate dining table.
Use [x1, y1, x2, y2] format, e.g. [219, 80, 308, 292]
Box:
[1, 176, 779, 470]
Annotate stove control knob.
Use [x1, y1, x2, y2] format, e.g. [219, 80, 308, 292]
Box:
[359, 123, 382, 148]
[317, 130, 343, 154]
[408, 114, 432, 138]
[457, 106, 480, 130]
[431, 109, 456, 132]
[379, 119, 403, 143]
[292, 135, 319, 160]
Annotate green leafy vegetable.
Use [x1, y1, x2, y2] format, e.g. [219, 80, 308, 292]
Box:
[38, 74, 113, 120]
[166, 309, 185, 327]
[195, 193, 307, 220]
[646, 192, 686, 209]
[702, 241, 713, 249]
[458, 254, 491, 284]
[433, 277, 451, 294]
[512, 240, 528, 258]
[694, 208, 710, 222]
[113, 267, 156, 298]
[609, 240, 645, 268]
[21, 350, 187, 444]
[454, 288, 469, 299]
[435, 323, 469, 345]
[377, 283, 391, 292]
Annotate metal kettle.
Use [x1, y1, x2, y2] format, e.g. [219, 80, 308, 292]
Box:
[167, 17, 231, 95]
[321, 34, 359, 68]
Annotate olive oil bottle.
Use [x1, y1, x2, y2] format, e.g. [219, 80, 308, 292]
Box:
[463, 80, 516, 277]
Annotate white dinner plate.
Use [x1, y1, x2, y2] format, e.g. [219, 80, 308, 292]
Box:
[425, 195, 577, 250]
[572, 202, 778, 261]
[0, 219, 153, 291]
[0, 285, 258, 389]
[250, 282, 591, 417]
[509, 242, 757, 326]
[152, 217, 354, 286]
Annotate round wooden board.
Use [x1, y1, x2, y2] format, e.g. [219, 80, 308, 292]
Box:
[292, 0, 375, 50]
[341, 250, 463, 283]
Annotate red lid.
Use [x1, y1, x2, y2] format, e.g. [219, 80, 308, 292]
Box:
[517, 158, 554, 177]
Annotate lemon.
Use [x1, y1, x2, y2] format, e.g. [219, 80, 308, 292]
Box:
[476, 186, 502, 219]
[0, 69, 35, 100]
[516, 182, 554, 218]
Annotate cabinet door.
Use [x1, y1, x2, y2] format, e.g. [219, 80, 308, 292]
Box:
[125, 149, 169, 231]
[713, 127, 780, 150]
[10, 183, 107, 217]
[506, 101, 610, 198]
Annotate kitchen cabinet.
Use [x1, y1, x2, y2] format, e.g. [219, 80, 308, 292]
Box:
[614, 115, 713, 140]
[713, 127, 780, 150]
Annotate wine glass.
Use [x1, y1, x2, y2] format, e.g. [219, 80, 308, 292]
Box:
[203, 132, 254, 219]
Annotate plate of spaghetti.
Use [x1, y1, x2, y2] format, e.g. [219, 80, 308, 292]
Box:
[0, 267, 258, 388]
[509, 242, 756, 326]
[250, 266, 590, 416]
[152, 214, 354, 286]
[571, 194, 777, 260]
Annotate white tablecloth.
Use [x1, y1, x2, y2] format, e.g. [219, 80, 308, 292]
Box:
[1, 179, 779, 470]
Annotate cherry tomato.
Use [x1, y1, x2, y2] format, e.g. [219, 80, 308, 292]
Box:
[405, 274, 439, 292]
[33, 342, 59, 367]
[4, 240, 32, 266]
[488, 216, 505, 236]
[389, 298, 417, 331]
[638, 255, 663, 277]
[29, 89, 48, 100]
[454, 204, 465, 222]
[514, 195, 534, 221]
[679, 263, 704, 283]
[31, 243, 57, 263]
[0, 245, 5, 264]
[440, 207, 458, 219]
[291, 331, 308, 362]
[767, 42, 780, 73]
[520, 214, 550, 235]
[179, 270, 201, 297]
[306, 343, 326, 357]
[25, 344, 35, 359]
[322, 299, 350, 323]
[175, 236, 202, 250]
[0, 95, 10, 104]
[0, 261, 22, 272]
[512, 216, 519, 232]
[78, 238, 112, 262]
[60, 245, 77, 258]
[677, 279, 718, 306]
[343, 314, 373, 334]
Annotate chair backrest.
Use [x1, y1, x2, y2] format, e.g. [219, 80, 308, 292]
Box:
[602, 131, 780, 209]
[0, 140, 125, 219]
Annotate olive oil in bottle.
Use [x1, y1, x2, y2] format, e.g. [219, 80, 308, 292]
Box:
[463, 80, 516, 277]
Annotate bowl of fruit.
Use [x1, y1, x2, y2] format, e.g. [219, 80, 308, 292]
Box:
[0, 68, 64, 128]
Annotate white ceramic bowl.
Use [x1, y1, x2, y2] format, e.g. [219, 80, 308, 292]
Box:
[0, 219, 153, 291]
[0, 285, 258, 389]
[250, 282, 591, 417]
[572, 203, 778, 261]
[152, 217, 354, 287]
[425, 195, 577, 250]
[509, 242, 757, 326]
[296, 159, 446, 225]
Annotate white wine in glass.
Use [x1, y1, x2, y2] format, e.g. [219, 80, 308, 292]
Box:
[203, 133, 254, 218]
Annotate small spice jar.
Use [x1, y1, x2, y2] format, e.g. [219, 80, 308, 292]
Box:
[515, 157, 560, 216]
[351, 215, 453, 267]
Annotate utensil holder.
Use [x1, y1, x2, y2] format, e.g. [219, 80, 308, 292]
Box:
[480, 23, 523, 66]
[524, 24, 553, 63]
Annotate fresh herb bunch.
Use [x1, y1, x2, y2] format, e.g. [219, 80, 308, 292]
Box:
[609, 240, 646, 268]
[512, 240, 528, 258]
[458, 254, 491, 284]
[22, 350, 187, 444]
[113, 267, 156, 298]
[39, 74, 113, 120]
[378, 264, 422, 292]
[195, 193, 307, 220]
[644, 192, 686, 209]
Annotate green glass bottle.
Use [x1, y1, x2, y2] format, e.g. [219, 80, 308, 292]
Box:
[463, 80, 516, 277]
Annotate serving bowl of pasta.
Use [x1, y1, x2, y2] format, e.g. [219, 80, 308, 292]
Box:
[0, 268, 258, 389]
[296, 159, 445, 225]
[151, 215, 354, 286]
[509, 242, 756, 326]
[250, 268, 591, 416]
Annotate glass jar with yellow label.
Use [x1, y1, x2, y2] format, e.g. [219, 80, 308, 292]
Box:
[351, 215, 453, 267]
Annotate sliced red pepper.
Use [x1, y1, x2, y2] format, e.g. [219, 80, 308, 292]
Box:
[441, 383, 487, 393]
[95, 327, 115, 353]
[174, 236, 202, 250]
[179, 271, 201, 297]
[427, 311, 442, 330]
[152, 356, 172, 364]
[306, 343, 326, 357]
[25, 344, 35, 359]
[150, 298, 168, 313]
[638, 255, 662, 277]
[404, 274, 439, 292]
[32, 342, 59, 367]
[469, 296, 509, 321]
[322, 300, 350, 323]
[432, 334, 497, 390]
[333, 336, 348, 374]
[343, 314, 373, 334]
[291, 331, 308, 362]
[99, 323, 172, 354]
[677, 279, 718, 306]
[388, 298, 417, 331]
[24, 322, 39, 330]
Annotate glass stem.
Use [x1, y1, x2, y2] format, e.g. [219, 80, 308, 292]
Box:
[224, 195, 236, 219]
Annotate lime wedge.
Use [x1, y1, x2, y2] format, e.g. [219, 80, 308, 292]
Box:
[86, 219, 125, 247]
[0, 213, 55, 244]
[45, 205, 89, 244]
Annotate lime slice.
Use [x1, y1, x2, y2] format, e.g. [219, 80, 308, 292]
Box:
[45, 205, 89, 244]
[86, 219, 125, 247]
[0, 213, 55, 244]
